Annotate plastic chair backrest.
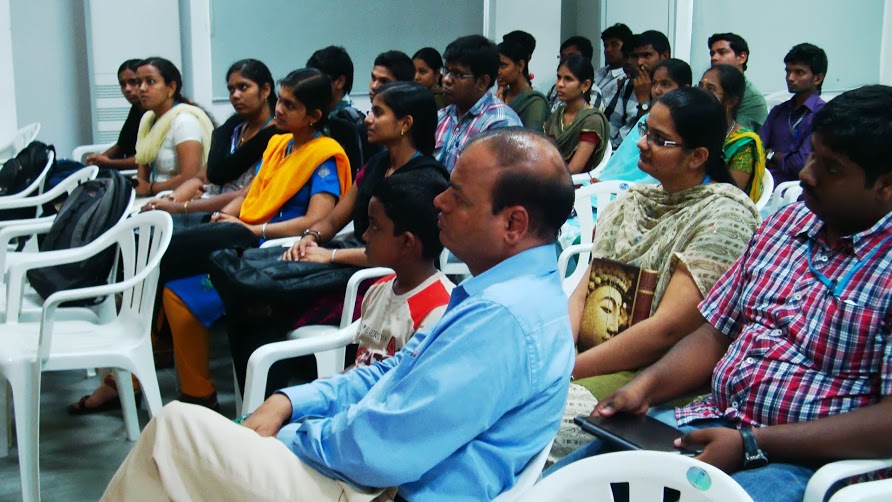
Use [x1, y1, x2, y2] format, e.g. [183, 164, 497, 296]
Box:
[0, 123, 40, 163]
[518, 450, 753, 502]
[589, 142, 614, 179]
[492, 439, 554, 502]
[767, 180, 803, 215]
[754, 169, 774, 212]
[567, 180, 633, 285]
[71, 142, 114, 163]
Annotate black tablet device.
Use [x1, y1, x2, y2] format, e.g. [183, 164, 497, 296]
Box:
[574, 414, 701, 455]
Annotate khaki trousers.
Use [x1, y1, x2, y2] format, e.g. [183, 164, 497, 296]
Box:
[101, 401, 394, 502]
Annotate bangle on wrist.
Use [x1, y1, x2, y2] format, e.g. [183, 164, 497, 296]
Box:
[183, 200, 190, 214]
[149, 182, 155, 195]
[261, 222, 268, 240]
[330, 248, 338, 263]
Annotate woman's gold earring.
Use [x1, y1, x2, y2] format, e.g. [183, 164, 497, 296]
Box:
[400, 129, 406, 136]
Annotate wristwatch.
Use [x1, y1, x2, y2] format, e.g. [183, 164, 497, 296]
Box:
[301, 229, 322, 241]
[638, 101, 651, 113]
[739, 427, 768, 469]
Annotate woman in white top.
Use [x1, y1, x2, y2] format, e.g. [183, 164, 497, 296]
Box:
[133, 57, 215, 196]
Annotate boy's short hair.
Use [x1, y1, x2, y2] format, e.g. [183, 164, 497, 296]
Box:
[813, 85, 892, 186]
[784, 43, 828, 92]
[601, 24, 633, 46]
[372, 171, 449, 259]
[634, 30, 671, 56]
[373, 50, 416, 82]
[707, 32, 750, 71]
[443, 35, 500, 87]
[306, 46, 355, 94]
[560, 36, 594, 60]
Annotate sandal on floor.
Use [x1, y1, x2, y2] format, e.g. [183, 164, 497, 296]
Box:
[66, 391, 143, 416]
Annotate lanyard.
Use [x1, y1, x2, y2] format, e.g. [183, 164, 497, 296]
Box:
[702, 175, 711, 185]
[807, 233, 892, 299]
[789, 108, 808, 140]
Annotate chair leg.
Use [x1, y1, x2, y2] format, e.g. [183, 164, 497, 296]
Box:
[130, 356, 163, 418]
[9, 368, 40, 502]
[113, 370, 140, 442]
[232, 362, 243, 417]
[0, 379, 8, 458]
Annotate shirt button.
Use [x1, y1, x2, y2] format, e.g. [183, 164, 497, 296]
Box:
[746, 357, 755, 364]
[820, 256, 829, 263]
[731, 401, 740, 408]
[772, 329, 781, 336]
[793, 293, 802, 301]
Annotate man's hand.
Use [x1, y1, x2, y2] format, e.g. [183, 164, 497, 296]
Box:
[134, 178, 152, 197]
[242, 393, 293, 437]
[633, 68, 652, 103]
[84, 153, 110, 166]
[592, 383, 650, 417]
[676, 427, 744, 473]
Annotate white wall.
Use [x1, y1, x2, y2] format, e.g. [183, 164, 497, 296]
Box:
[492, 0, 562, 94]
[0, 0, 17, 141]
[10, 0, 92, 157]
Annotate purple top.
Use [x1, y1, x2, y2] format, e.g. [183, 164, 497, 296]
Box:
[758, 92, 826, 184]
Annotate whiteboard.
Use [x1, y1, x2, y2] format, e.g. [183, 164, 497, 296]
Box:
[210, 0, 484, 99]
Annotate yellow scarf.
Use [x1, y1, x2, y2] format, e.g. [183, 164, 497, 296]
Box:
[239, 134, 352, 224]
[725, 129, 766, 202]
[134, 103, 214, 165]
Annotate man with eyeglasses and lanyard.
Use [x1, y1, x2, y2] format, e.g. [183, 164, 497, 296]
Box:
[553, 85, 892, 502]
[434, 35, 521, 172]
[759, 43, 828, 184]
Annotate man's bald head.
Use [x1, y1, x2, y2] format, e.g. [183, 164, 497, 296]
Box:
[465, 128, 574, 241]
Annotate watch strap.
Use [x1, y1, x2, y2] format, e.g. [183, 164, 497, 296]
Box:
[740, 427, 768, 468]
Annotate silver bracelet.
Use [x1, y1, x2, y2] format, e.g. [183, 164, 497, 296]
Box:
[330, 248, 338, 263]
[261, 222, 268, 240]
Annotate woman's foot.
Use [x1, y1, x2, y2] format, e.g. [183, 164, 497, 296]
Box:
[66, 374, 142, 415]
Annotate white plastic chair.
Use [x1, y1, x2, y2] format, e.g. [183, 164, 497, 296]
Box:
[0, 149, 55, 202]
[72, 143, 137, 179]
[766, 180, 803, 215]
[558, 243, 594, 296]
[571, 142, 614, 185]
[0, 210, 172, 502]
[804, 458, 892, 502]
[754, 169, 774, 213]
[439, 248, 471, 279]
[559, 180, 634, 293]
[492, 439, 554, 502]
[0, 123, 40, 164]
[517, 450, 753, 502]
[240, 267, 394, 414]
[0, 165, 99, 234]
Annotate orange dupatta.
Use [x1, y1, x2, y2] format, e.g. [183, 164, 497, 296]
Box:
[239, 134, 352, 224]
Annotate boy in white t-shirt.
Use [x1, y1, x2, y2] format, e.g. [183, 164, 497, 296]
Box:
[354, 171, 454, 366]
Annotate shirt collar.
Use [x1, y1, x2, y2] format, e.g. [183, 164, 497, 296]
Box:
[794, 205, 892, 258]
[448, 244, 558, 307]
[329, 97, 352, 117]
[795, 92, 824, 113]
[447, 92, 495, 122]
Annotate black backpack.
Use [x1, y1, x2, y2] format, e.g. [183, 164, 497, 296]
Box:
[27, 169, 133, 305]
[0, 140, 53, 196]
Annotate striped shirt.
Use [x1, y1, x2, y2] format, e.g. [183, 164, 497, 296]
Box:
[434, 92, 521, 172]
[677, 203, 892, 427]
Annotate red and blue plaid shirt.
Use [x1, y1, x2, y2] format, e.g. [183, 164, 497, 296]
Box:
[434, 92, 521, 172]
[677, 202, 892, 427]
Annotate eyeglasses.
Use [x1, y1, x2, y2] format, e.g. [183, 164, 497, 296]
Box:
[638, 122, 683, 148]
[440, 68, 475, 80]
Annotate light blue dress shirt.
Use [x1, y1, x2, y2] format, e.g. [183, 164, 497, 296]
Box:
[278, 244, 574, 501]
[597, 114, 659, 185]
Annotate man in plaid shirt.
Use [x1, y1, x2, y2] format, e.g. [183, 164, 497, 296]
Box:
[434, 35, 521, 172]
[553, 85, 892, 501]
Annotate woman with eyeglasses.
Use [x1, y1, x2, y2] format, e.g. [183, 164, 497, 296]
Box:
[594, 58, 692, 184]
[550, 87, 759, 460]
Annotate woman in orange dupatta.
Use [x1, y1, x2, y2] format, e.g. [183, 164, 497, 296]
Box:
[68, 68, 351, 413]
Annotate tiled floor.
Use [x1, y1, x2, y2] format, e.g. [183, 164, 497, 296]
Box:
[0, 334, 240, 502]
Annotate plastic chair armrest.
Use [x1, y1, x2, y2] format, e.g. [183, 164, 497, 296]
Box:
[804, 458, 892, 502]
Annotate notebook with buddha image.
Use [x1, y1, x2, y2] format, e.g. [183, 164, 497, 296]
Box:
[577, 258, 658, 352]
